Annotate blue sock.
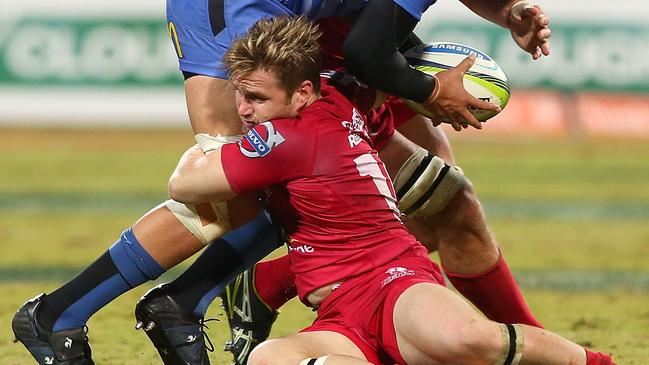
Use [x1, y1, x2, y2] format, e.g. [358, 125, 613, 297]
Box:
[108, 228, 165, 287]
[41, 228, 164, 331]
[166, 211, 282, 316]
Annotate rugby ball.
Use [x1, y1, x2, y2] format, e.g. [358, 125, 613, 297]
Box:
[403, 41, 510, 122]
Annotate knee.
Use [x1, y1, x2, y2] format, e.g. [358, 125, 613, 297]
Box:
[443, 320, 504, 364]
[447, 181, 484, 224]
[248, 340, 306, 365]
[248, 341, 279, 365]
[435, 181, 489, 240]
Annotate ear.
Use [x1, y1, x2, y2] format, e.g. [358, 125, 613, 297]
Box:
[294, 80, 314, 110]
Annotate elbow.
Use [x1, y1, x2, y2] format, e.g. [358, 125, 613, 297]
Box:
[168, 175, 196, 204]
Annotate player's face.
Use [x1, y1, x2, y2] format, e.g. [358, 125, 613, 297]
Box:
[233, 69, 300, 129]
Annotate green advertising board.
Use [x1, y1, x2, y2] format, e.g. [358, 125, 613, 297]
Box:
[0, 16, 182, 87]
[1, 16, 648, 92]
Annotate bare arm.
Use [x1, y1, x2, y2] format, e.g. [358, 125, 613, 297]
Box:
[168, 144, 237, 204]
[460, 0, 551, 60]
[459, 0, 514, 27]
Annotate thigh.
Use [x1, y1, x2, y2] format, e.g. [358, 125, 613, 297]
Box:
[392, 282, 501, 365]
[396, 115, 456, 165]
[184, 76, 241, 135]
[250, 331, 368, 364]
[377, 130, 421, 179]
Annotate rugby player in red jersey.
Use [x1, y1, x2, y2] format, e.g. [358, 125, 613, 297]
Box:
[219, 5, 550, 361]
[11, 0, 551, 364]
[169, 16, 616, 365]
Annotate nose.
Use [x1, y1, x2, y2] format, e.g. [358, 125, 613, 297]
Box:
[237, 98, 254, 120]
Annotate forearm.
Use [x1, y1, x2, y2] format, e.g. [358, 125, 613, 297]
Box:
[343, 0, 436, 103]
[168, 146, 235, 204]
[459, 0, 519, 28]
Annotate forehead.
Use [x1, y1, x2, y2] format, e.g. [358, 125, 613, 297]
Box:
[235, 68, 282, 92]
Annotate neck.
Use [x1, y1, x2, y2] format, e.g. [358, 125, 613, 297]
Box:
[304, 92, 321, 108]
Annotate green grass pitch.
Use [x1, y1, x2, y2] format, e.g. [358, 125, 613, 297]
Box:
[1, 129, 648, 364]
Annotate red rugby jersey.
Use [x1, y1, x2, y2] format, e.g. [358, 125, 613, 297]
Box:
[318, 17, 417, 148]
[221, 83, 428, 304]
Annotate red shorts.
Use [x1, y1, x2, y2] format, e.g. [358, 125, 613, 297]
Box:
[301, 253, 446, 364]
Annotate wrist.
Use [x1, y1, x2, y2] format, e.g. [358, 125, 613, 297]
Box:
[425, 74, 441, 104]
[508, 1, 533, 24]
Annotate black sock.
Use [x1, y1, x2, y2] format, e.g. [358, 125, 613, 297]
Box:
[167, 238, 244, 316]
[38, 251, 120, 331]
[37, 228, 164, 332]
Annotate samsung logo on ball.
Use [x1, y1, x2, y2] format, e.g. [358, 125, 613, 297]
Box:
[423, 43, 492, 61]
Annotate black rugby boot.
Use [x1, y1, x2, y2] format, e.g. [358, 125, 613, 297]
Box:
[12, 294, 94, 365]
[135, 284, 213, 365]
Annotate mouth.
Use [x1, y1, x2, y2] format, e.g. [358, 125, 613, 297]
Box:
[241, 120, 257, 129]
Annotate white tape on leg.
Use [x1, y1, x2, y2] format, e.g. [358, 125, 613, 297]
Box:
[497, 324, 524, 365]
[165, 199, 230, 245]
[393, 147, 465, 217]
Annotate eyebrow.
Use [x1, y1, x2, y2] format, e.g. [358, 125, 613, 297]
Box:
[242, 89, 269, 100]
[237, 83, 268, 99]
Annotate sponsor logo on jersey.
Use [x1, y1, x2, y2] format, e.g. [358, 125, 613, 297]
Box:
[239, 121, 285, 158]
[342, 108, 368, 148]
[381, 266, 415, 287]
[288, 238, 315, 254]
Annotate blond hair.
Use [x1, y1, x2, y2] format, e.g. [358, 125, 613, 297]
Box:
[224, 16, 321, 95]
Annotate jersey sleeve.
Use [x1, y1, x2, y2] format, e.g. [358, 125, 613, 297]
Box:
[221, 120, 311, 195]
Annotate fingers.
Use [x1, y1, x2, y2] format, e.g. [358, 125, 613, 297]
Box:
[533, 22, 551, 59]
[537, 12, 550, 27]
[457, 54, 476, 73]
[521, 4, 539, 19]
[458, 110, 482, 130]
[540, 40, 551, 56]
[472, 97, 501, 114]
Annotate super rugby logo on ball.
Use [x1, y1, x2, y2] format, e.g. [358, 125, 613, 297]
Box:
[403, 41, 510, 122]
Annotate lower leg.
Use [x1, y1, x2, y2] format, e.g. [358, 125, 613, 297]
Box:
[253, 254, 297, 310]
[164, 210, 282, 316]
[37, 205, 202, 331]
[433, 188, 542, 327]
[394, 283, 615, 365]
[516, 324, 585, 364]
[517, 324, 616, 365]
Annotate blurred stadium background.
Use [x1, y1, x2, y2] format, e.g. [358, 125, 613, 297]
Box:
[1, 0, 648, 364]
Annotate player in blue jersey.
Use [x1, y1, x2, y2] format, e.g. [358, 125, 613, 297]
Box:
[11, 0, 550, 364]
